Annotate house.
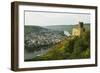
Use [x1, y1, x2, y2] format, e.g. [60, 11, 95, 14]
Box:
[64, 31, 70, 36]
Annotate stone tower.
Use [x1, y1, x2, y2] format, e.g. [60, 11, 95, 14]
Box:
[72, 22, 85, 37]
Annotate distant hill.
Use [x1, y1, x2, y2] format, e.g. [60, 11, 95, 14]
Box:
[44, 25, 74, 33]
[44, 24, 90, 34]
[24, 25, 49, 35]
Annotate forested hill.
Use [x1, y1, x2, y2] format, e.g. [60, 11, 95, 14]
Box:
[44, 24, 90, 33]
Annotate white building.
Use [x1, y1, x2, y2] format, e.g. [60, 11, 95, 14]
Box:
[64, 31, 70, 36]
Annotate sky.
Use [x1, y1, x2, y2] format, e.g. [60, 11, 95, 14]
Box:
[25, 11, 90, 26]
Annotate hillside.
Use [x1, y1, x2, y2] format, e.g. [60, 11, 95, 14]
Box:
[25, 37, 68, 61]
[24, 24, 90, 61]
[26, 29, 90, 61]
[24, 25, 66, 60]
[26, 33, 90, 61]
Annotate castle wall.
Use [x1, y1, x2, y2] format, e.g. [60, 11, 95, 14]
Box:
[72, 28, 81, 36]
